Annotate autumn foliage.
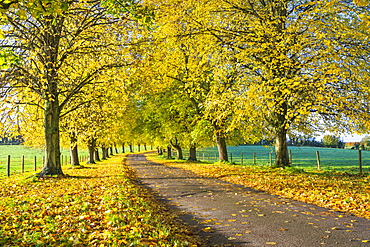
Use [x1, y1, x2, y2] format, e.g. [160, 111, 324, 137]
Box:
[0, 154, 201, 246]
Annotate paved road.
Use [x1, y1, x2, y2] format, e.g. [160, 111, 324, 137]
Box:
[126, 153, 370, 247]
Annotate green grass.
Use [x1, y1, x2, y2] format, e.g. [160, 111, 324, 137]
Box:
[0, 145, 89, 176]
[177, 146, 370, 174]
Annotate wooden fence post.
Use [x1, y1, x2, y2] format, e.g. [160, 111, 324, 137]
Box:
[241, 153, 244, 165]
[7, 155, 10, 177]
[22, 155, 25, 173]
[253, 152, 256, 165]
[230, 153, 233, 163]
[289, 150, 292, 166]
[269, 152, 272, 166]
[359, 150, 363, 175]
[34, 156, 37, 171]
[316, 151, 321, 170]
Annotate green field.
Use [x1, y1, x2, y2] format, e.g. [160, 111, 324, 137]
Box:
[0, 145, 89, 176]
[0, 144, 152, 177]
[179, 146, 370, 174]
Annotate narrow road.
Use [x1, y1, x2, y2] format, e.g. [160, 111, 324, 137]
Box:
[126, 153, 370, 247]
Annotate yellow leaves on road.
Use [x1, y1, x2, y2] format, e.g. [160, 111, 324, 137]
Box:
[148, 154, 370, 220]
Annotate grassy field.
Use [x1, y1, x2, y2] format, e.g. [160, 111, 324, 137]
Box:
[179, 146, 370, 174]
[0, 145, 89, 177]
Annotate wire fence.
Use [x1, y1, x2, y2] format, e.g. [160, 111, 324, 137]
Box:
[0, 154, 90, 177]
[172, 146, 370, 174]
[0, 144, 152, 177]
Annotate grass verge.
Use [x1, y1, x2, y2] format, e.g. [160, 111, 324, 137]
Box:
[147, 153, 370, 220]
[0, 154, 202, 246]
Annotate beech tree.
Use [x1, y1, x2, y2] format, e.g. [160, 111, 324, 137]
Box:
[189, 0, 370, 166]
[322, 135, 342, 148]
[0, 0, 148, 175]
[139, 0, 245, 161]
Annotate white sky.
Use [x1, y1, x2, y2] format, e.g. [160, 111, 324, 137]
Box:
[315, 134, 367, 142]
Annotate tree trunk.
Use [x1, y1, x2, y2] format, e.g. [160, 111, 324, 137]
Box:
[167, 146, 172, 159]
[86, 138, 96, 164]
[102, 147, 107, 160]
[275, 127, 290, 167]
[37, 15, 65, 176]
[144, 144, 147, 151]
[40, 99, 63, 176]
[273, 100, 290, 167]
[129, 144, 133, 152]
[170, 137, 183, 160]
[70, 133, 80, 166]
[106, 147, 110, 158]
[114, 143, 118, 154]
[138, 144, 141, 152]
[94, 148, 100, 162]
[174, 145, 183, 160]
[216, 133, 228, 161]
[109, 146, 113, 156]
[188, 144, 197, 161]
[122, 143, 125, 153]
[158, 147, 163, 155]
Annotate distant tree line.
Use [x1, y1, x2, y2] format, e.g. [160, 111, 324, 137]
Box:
[0, 135, 23, 145]
[252, 135, 345, 148]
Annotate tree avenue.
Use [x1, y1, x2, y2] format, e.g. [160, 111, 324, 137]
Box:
[190, 0, 370, 166]
[0, 0, 369, 173]
[0, 0, 149, 175]
[136, 0, 369, 166]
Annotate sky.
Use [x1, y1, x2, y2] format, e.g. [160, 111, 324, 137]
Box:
[316, 134, 367, 142]
[341, 134, 367, 142]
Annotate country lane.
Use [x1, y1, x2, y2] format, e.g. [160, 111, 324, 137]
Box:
[126, 153, 370, 247]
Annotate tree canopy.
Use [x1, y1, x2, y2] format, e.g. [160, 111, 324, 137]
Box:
[1, 0, 369, 173]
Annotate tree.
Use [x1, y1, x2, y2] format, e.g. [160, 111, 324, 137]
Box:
[360, 136, 370, 150]
[0, 0, 147, 175]
[322, 135, 340, 148]
[186, 0, 370, 166]
[137, 0, 247, 161]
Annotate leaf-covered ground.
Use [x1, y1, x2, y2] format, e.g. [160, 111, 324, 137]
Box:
[0, 154, 202, 246]
[147, 153, 370, 220]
